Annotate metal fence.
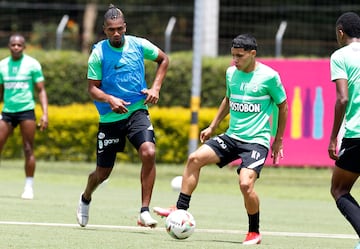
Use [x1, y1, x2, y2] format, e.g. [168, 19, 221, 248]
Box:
[0, 1, 359, 57]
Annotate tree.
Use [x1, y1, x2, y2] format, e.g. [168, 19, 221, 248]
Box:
[82, 1, 98, 53]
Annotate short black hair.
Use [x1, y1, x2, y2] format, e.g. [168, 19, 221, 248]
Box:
[9, 33, 26, 44]
[336, 12, 360, 38]
[104, 4, 125, 23]
[232, 34, 257, 51]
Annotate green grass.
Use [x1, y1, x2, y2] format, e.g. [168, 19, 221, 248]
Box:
[0, 160, 359, 249]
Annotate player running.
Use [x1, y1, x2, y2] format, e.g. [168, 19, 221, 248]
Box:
[76, 4, 168, 228]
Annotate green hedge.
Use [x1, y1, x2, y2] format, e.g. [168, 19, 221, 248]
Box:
[0, 49, 233, 163]
[0, 49, 231, 107]
[1, 104, 229, 164]
[0, 49, 91, 105]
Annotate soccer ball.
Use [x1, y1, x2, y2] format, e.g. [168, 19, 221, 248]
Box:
[170, 176, 182, 192]
[165, 209, 196, 240]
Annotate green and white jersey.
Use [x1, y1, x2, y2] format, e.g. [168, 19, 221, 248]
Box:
[330, 42, 360, 138]
[225, 63, 286, 148]
[0, 54, 44, 113]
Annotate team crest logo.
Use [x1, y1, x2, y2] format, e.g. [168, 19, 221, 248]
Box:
[98, 132, 105, 139]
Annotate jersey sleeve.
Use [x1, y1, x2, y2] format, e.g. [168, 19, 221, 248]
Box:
[87, 49, 102, 80]
[141, 38, 159, 61]
[32, 59, 45, 83]
[225, 66, 236, 98]
[330, 52, 347, 81]
[268, 73, 287, 105]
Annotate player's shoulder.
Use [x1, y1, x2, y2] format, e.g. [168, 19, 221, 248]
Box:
[330, 46, 344, 59]
[20, 54, 42, 68]
[127, 35, 157, 49]
[90, 40, 108, 59]
[256, 62, 278, 75]
[124, 35, 146, 44]
[255, 62, 282, 84]
[125, 35, 138, 40]
[92, 39, 107, 50]
[226, 65, 239, 75]
[22, 54, 38, 62]
[127, 34, 147, 40]
[0, 56, 10, 65]
[330, 43, 359, 60]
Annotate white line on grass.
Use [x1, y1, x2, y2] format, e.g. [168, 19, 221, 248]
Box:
[0, 221, 356, 240]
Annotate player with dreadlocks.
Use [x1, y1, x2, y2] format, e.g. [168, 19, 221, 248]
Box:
[76, 4, 169, 228]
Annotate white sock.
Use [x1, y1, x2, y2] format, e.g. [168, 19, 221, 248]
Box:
[25, 177, 34, 189]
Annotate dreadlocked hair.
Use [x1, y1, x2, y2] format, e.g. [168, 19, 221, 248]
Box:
[104, 4, 125, 22]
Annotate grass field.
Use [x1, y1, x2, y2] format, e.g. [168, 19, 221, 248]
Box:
[0, 160, 359, 249]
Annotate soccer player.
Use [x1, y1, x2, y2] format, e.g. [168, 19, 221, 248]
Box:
[0, 34, 48, 200]
[328, 12, 360, 249]
[76, 4, 169, 228]
[154, 34, 288, 245]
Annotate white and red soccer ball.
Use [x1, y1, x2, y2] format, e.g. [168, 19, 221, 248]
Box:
[165, 209, 196, 240]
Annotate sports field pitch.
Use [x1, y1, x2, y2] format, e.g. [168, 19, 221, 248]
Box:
[0, 160, 358, 249]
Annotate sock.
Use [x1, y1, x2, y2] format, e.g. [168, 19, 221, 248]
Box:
[24, 177, 33, 189]
[248, 212, 260, 233]
[81, 194, 91, 205]
[140, 207, 149, 213]
[176, 192, 191, 210]
[336, 193, 360, 237]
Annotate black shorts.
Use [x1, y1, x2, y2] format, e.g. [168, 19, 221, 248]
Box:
[96, 109, 155, 168]
[1, 110, 36, 128]
[205, 133, 269, 177]
[336, 138, 360, 174]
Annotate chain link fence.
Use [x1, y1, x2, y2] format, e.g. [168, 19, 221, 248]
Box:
[0, 1, 359, 57]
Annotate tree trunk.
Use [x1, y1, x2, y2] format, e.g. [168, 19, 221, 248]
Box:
[82, 3, 98, 54]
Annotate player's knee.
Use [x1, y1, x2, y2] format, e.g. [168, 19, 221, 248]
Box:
[99, 175, 110, 183]
[23, 145, 34, 158]
[239, 181, 252, 195]
[187, 152, 203, 168]
[330, 185, 343, 200]
[139, 144, 156, 161]
[92, 169, 111, 183]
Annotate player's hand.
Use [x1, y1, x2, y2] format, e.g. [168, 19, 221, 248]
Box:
[200, 126, 214, 143]
[271, 139, 284, 165]
[328, 139, 339, 161]
[142, 88, 159, 105]
[271, 148, 284, 165]
[38, 115, 48, 131]
[108, 96, 130, 113]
